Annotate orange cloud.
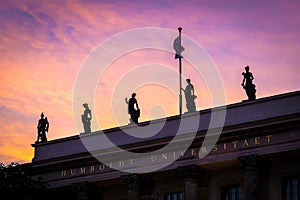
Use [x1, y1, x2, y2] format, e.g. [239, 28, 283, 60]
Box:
[0, 0, 299, 164]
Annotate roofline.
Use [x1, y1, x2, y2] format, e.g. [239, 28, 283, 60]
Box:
[33, 90, 300, 146]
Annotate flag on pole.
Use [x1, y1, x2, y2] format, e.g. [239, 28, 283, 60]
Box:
[173, 35, 184, 59]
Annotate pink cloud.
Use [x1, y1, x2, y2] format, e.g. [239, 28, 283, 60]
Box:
[0, 0, 299, 163]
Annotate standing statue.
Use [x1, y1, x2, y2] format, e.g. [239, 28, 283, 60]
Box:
[241, 66, 256, 101]
[182, 79, 197, 113]
[125, 93, 140, 124]
[81, 103, 92, 134]
[36, 112, 49, 143]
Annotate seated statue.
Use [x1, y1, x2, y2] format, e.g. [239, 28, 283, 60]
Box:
[125, 93, 140, 124]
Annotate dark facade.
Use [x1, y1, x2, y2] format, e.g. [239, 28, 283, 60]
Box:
[31, 91, 300, 200]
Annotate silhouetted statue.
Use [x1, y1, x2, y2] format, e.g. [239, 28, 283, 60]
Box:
[125, 93, 140, 124]
[182, 79, 197, 112]
[241, 66, 256, 101]
[36, 113, 49, 143]
[81, 103, 92, 133]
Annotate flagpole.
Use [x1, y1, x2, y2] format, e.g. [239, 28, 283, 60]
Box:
[178, 27, 182, 115]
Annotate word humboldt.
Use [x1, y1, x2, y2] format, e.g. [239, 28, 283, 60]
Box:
[60, 135, 273, 177]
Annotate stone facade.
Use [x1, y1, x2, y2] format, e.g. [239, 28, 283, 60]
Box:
[30, 91, 300, 200]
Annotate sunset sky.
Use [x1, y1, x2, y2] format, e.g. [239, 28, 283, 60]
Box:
[0, 0, 299, 164]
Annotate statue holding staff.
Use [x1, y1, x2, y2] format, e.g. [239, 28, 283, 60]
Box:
[125, 93, 140, 124]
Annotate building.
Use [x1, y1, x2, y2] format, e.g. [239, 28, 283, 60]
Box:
[31, 91, 300, 200]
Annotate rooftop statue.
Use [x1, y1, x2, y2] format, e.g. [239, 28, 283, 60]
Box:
[36, 112, 49, 143]
[181, 79, 197, 113]
[241, 66, 256, 101]
[125, 93, 140, 124]
[81, 103, 92, 134]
